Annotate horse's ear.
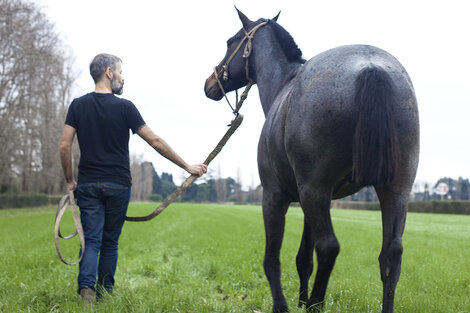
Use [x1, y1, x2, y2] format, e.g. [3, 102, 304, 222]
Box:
[272, 11, 281, 22]
[235, 6, 254, 30]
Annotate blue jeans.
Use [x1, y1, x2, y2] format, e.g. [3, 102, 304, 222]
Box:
[76, 182, 131, 296]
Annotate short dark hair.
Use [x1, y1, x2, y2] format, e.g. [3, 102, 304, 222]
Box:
[89, 53, 122, 83]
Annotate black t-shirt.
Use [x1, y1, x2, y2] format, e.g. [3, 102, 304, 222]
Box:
[65, 92, 145, 186]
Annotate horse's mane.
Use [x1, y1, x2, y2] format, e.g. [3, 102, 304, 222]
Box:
[267, 19, 306, 64]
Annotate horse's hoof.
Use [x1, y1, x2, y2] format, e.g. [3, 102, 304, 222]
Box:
[272, 304, 289, 313]
[306, 301, 324, 313]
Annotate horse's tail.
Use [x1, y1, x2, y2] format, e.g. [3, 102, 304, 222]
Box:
[352, 65, 399, 186]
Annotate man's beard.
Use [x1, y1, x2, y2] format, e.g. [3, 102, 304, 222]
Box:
[111, 76, 124, 95]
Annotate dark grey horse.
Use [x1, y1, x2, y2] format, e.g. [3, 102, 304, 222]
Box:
[204, 9, 419, 313]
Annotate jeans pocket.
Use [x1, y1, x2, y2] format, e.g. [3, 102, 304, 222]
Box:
[77, 183, 99, 208]
[103, 183, 130, 210]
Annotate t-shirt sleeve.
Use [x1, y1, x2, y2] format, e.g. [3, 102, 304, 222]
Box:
[125, 101, 146, 134]
[65, 99, 77, 128]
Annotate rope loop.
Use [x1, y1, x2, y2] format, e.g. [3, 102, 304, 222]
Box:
[54, 190, 85, 265]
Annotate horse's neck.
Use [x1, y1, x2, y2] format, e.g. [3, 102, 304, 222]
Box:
[252, 32, 302, 116]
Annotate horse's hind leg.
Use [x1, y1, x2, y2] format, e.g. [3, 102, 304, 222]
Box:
[374, 185, 409, 313]
[298, 185, 340, 311]
[262, 190, 290, 313]
[296, 218, 314, 308]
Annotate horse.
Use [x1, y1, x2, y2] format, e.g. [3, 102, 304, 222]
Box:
[204, 9, 419, 313]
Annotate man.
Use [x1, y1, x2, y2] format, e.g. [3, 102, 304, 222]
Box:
[59, 53, 207, 304]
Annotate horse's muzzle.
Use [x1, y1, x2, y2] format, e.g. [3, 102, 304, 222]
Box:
[204, 73, 224, 101]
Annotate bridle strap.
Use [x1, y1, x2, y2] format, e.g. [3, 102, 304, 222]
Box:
[214, 66, 235, 112]
[213, 21, 268, 115]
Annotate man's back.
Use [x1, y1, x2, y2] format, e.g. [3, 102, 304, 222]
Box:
[65, 92, 145, 186]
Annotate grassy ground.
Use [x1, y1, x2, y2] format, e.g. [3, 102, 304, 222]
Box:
[0, 203, 469, 312]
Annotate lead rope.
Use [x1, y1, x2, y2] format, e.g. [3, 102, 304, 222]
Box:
[54, 190, 85, 265]
[125, 113, 243, 221]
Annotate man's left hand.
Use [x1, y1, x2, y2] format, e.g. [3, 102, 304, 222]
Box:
[187, 164, 208, 177]
[67, 180, 77, 191]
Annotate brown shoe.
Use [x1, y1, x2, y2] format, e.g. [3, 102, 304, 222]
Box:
[79, 286, 95, 305]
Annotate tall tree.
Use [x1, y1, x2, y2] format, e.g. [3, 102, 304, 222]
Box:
[0, 0, 77, 194]
[458, 178, 470, 200]
[130, 156, 156, 201]
[214, 164, 227, 202]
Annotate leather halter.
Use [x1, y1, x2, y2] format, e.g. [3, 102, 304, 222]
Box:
[212, 21, 268, 115]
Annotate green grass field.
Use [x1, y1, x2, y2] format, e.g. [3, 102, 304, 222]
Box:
[1, 203, 469, 312]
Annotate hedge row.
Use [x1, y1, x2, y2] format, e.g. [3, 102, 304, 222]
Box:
[0, 194, 64, 209]
[331, 200, 470, 215]
[2, 194, 470, 214]
[408, 200, 470, 214]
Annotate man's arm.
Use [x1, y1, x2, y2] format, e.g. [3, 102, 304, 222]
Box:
[59, 124, 77, 191]
[137, 125, 207, 176]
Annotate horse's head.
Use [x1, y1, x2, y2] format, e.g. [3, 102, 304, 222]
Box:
[204, 8, 279, 101]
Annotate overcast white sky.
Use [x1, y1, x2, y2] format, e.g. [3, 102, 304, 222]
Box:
[37, 0, 470, 189]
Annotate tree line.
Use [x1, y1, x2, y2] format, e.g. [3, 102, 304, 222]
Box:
[0, 0, 77, 195]
[130, 160, 262, 203]
[132, 157, 470, 204]
[417, 177, 469, 201]
[341, 176, 470, 202]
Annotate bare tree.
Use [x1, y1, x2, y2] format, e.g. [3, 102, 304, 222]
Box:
[130, 155, 155, 201]
[235, 167, 244, 202]
[0, 0, 77, 194]
[214, 163, 227, 202]
[130, 154, 144, 201]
